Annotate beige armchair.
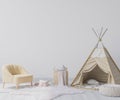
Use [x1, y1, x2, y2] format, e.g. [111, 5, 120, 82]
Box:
[2, 64, 33, 89]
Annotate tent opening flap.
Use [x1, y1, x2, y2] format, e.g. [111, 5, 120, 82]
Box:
[82, 65, 109, 84]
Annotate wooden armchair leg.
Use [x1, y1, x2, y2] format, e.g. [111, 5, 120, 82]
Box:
[3, 82, 5, 88]
[31, 81, 33, 86]
[16, 84, 19, 89]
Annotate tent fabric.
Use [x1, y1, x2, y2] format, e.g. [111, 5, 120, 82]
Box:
[71, 44, 120, 87]
[82, 58, 109, 73]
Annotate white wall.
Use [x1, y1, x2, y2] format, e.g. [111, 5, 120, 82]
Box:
[0, 0, 120, 80]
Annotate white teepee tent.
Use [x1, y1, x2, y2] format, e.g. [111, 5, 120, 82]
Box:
[71, 28, 120, 87]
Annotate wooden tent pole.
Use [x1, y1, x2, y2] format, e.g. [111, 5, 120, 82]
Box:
[92, 28, 99, 38]
[100, 28, 108, 39]
[99, 27, 103, 39]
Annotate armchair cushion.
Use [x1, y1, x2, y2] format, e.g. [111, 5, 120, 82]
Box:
[13, 74, 33, 84]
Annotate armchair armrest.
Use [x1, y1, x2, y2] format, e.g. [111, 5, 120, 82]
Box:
[2, 68, 13, 83]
